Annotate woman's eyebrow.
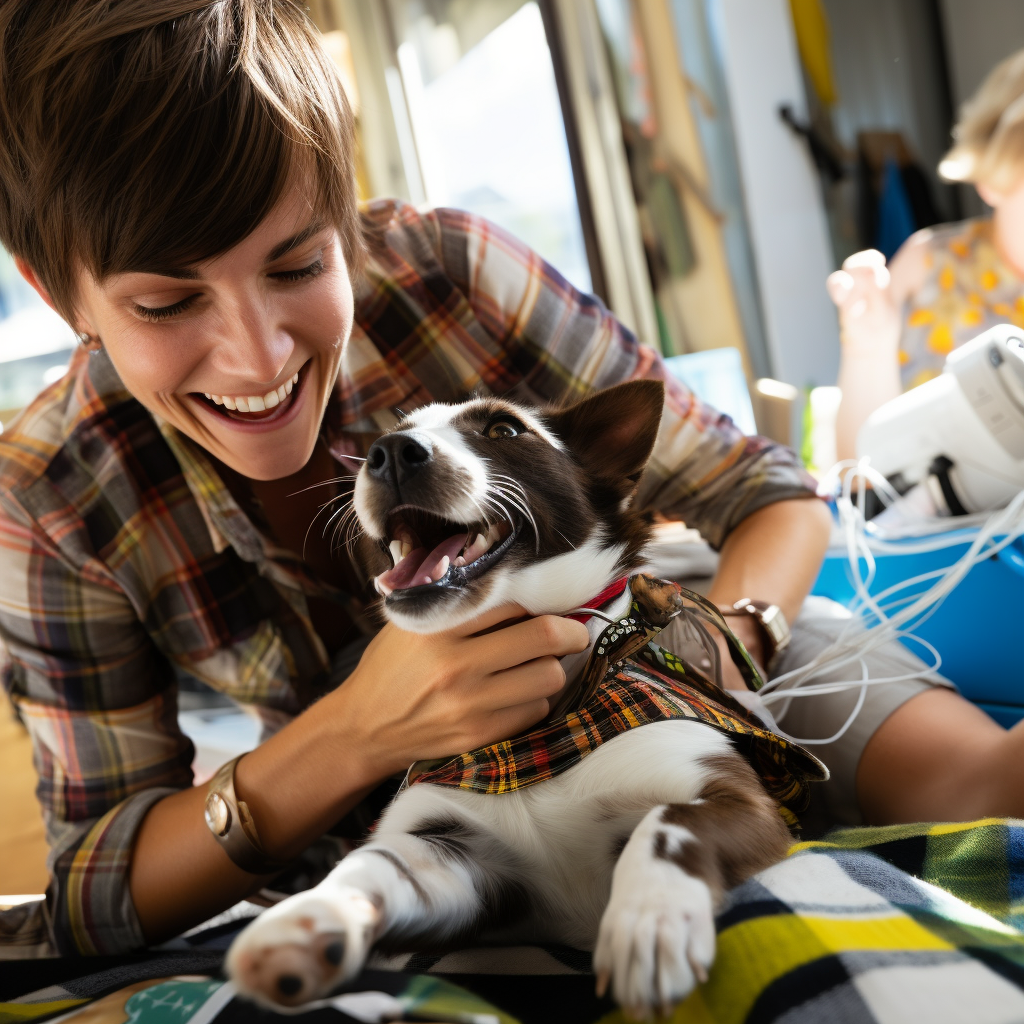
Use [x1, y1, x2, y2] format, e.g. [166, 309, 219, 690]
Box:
[115, 220, 331, 280]
[266, 219, 329, 263]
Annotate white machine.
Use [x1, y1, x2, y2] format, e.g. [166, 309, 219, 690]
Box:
[858, 324, 1024, 514]
[752, 324, 1024, 746]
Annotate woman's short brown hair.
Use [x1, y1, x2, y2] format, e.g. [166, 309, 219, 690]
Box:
[940, 47, 1024, 190]
[0, 0, 363, 323]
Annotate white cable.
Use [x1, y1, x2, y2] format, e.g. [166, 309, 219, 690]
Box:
[759, 462, 1024, 746]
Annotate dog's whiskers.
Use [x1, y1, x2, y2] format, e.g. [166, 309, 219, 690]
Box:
[485, 484, 540, 554]
[320, 498, 361, 555]
[328, 503, 365, 556]
[287, 474, 358, 497]
[490, 474, 532, 500]
[552, 527, 578, 551]
[302, 490, 356, 559]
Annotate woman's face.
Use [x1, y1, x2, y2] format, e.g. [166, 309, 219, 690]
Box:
[69, 183, 354, 481]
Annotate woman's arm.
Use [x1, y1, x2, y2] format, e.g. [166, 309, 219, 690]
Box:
[706, 497, 832, 681]
[129, 606, 588, 943]
[1, 482, 586, 949]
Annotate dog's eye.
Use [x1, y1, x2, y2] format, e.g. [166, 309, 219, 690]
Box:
[485, 418, 522, 439]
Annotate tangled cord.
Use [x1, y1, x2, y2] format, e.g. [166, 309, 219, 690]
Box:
[758, 460, 1024, 745]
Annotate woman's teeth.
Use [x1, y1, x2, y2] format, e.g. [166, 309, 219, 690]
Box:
[204, 372, 298, 412]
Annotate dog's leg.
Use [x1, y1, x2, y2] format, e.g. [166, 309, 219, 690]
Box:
[593, 752, 792, 1018]
[227, 789, 528, 1009]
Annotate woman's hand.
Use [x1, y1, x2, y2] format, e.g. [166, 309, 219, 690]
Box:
[332, 604, 591, 779]
[826, 249, 900, 357]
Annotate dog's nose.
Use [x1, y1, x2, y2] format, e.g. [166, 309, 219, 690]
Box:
[366, 432, 431, 485]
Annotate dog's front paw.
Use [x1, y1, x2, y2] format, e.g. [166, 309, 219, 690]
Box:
[226, 886, 381, 1010]
[593, 876, 715, 1020]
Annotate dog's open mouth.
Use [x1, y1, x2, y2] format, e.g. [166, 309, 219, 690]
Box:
[374, 507, 517, 598]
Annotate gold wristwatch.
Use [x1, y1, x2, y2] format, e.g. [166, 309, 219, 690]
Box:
[723, 598, 791, 671]
[204, 755, 287, 875]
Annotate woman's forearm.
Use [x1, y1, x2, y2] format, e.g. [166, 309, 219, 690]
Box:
[704, 498, 832, 682]
[708, 498, 832, 625]
[128, 606, 588, 945]
[128, 685, 385, 944]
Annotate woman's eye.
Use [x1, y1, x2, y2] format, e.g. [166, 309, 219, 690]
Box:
[132, 295, 198, 322]
[129, 256, 325, 323]
[485, 419, 521, 439]
[271, 257, 325, 283]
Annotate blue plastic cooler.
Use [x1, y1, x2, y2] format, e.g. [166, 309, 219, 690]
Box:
[811, 529, 1024, 727]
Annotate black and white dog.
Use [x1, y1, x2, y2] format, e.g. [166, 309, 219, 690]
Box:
[227, 380, 800, 1018]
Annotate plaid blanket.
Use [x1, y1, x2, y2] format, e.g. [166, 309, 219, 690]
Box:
[6, 820, 1024, 1022]
[667, 818, 1024, 1023]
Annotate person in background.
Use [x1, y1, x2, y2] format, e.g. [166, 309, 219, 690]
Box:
[829, 48, 1024, 461]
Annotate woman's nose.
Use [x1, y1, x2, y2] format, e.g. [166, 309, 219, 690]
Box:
[213, 295, 295, 385]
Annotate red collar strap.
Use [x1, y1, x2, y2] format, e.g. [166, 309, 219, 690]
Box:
[564, 575, 631, 623]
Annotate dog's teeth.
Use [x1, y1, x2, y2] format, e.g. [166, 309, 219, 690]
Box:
[389, 539, 403, 565]
[461, 532, 488, 563]
[455, 556, 466, 567]
[437, 555, 450, 577]
[374, 575, 393, 597]
[401, 540, 413, 559]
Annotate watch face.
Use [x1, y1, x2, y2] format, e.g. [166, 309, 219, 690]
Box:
[205, 792, 231, 836]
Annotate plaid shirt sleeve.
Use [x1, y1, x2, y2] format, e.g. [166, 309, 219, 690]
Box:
[0, 479, 193, 955]
[418, 206, 818, 549]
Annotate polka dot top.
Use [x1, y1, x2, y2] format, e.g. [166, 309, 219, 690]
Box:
[900, 217, 1024, 390]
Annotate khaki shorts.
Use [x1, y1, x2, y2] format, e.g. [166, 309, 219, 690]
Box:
[659, 596, 954, 835]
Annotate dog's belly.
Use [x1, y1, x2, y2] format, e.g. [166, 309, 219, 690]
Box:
[390, 719, 736, 948]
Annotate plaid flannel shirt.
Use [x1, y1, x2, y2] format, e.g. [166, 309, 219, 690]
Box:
[0, 199, 817, 955]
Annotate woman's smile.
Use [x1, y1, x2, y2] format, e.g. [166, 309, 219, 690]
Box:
[70, 182, 355, 481]
[187, 360, 311, 433]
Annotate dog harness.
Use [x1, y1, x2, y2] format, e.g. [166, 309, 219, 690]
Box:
[405, 574, 828, 820]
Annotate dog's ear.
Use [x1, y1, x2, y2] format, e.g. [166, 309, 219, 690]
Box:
[547, 379, 665, 491]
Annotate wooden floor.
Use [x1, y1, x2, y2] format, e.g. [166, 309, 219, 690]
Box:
[0, 691, 49, 896]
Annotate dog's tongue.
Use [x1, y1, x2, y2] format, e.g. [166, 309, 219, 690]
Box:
[378, 532, 468, 592]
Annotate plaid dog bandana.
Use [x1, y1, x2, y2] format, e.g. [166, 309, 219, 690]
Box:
[407, 575, 828, 820]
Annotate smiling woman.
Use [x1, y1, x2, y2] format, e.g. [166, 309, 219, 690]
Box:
[0, 0, 832, 964]
[27, 185, 356, 482]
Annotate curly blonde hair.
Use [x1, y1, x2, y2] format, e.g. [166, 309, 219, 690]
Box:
[941, 48, 1024, 190]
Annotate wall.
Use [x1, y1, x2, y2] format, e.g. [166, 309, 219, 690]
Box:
[712, 0, 840, 389]
[823, 0, 957, 220]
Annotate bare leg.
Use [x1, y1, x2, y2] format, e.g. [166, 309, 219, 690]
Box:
[593, 755, 791, 1018]
[857, 687, 1024, 824]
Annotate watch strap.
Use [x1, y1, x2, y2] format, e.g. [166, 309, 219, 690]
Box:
[722, 598, 791, 671]
[204, 755, 288, 875]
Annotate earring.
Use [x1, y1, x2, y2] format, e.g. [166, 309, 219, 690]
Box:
[78, 332, 101, 354]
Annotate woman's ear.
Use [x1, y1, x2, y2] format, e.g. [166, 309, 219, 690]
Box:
[14, 256, 97, 343]
[14, 256, 57, 312]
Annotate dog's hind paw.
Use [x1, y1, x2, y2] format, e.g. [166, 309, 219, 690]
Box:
[592, 878, 715, 1020]
[225, 886, 381, 1010]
